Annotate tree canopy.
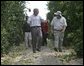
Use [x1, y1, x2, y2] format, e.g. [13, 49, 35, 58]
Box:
[1, 1, 25, 54]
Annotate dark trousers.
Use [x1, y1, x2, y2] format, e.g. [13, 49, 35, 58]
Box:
[42, 32, 48, 46]
[31, 27, 42, 52]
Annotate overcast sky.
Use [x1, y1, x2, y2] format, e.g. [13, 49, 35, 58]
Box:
[24, 1, 50, 20]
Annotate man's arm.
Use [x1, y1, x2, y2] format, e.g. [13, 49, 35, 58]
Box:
[51, 18, 54, 33]
[27, 16, 31, 24]
[39, 16, 44, 23]
[61, 26, 66, 32]
[61, 17, 67, 32]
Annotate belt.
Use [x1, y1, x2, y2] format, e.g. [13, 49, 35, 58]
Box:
[31, 26, 41, 28]
[54, 29, 61, 31]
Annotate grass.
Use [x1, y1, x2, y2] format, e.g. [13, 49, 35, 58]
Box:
[47, 38, 54, 49]
[47, 39, 77, 64]
[1, 43, 26, 65]
[57, 49, 77, 64]
[1, 43, 37, 65]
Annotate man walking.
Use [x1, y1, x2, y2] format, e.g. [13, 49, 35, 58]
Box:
[51, 11, 67, 52]
[23, 16, 32, 49]
[27, 8, 43, 53]
[41, 20, 48, 46]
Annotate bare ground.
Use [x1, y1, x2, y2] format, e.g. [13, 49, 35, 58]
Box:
[1, 39, 83, 65]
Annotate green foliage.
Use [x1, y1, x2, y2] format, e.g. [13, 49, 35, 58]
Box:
[47, 1, 83, 57]
[1, 1, 25, 54]
[1, 28, 10, 54]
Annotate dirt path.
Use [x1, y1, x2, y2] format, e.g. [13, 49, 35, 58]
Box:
[11, 46, 63, 65]
[1, 40, 83, 65]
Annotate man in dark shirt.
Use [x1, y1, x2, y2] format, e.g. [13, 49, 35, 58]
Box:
[23, 16, 32, 49]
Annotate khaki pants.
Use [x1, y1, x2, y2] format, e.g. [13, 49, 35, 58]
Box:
[54, 30, 64, 51]
[24, 32, 32, 48]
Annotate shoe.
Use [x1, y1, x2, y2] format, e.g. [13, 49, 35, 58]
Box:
[37, 49, 41, 52]
[28, 45, 31, 47]
[42, 44, 44, 46]
[26, 47, 28, 49]
[33, 51, 36, 53]
[54, 48, 58, 51]
[45, 44, 47, 46]
[28, 46, 31, 48]
[42, 45, 44, 46]
[59, 49, 62, 52]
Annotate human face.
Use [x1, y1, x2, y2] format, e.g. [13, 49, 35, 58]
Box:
[56, 15, 61, 19]
[33, 9, 39, 16]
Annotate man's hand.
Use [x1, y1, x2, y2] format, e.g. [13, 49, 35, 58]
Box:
[51, 26, 54, 34]
[61, 29, 65, 32]
[61, 26, 66, 32]
[51, 29, 54, 34]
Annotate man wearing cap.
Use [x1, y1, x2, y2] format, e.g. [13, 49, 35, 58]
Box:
[27, 8, 43, 53]
[51, 11, 67, 52]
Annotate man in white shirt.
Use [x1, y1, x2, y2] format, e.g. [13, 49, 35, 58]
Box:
[27, 8, 43, 53]
[51, 11, 67, 52]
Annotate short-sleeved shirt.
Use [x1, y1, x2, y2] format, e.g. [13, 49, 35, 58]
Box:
[23, 22, 31, 32]
[51, 16, 67, 30]
[27, 15, 43, 27]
